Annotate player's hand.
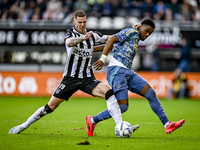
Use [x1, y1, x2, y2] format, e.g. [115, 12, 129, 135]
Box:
[93, 60, 104, 71]
[133, 24, 140, 29]
[84, 31, 92, 40]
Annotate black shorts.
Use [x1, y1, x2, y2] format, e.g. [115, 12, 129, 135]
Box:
[53, 76, 101, 100]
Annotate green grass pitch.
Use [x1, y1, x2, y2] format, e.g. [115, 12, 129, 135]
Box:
[0, 96, 200, 150]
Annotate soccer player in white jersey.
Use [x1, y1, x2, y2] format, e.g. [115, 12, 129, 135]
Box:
[90, 18, 185, 134]
[9, 10, 131, 136]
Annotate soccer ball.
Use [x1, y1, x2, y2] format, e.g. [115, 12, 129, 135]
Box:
[115, 121, 133, 138]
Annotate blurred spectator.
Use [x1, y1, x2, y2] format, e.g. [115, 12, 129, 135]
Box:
[4, 1, 19, 20]
[153, 11, 162, 20]
[168, 36, 191, 99]
[88, 0, 102, 17]
[35, 0, 46, 15]
[0, 0, 200, 22]
[153, 1, 167, 20]
[142, 43, 160, 71]
[130, 0, 143, 9]
[111, 0, 120, 15]
[101, 0, 115, 17]
[167, 36, 191, 99]
[142, 53, 154, 70]
[73, 0, 89, 14]
[1, 9, 8, 20]
[164, 8, 174, 26]
[167, 0, 180, 20]
[167, 71, 190, 99]
[31, 6, 42, 21]
[129, 0, 143, 18]
[43, 0, 63, 21]
[140, 0, 154, 18]
[24, 0, 36, 21]
[62, 0, 73, 12]
[0, 0, 11, 15]
[176, 36, 191, 72]
[179, 0, 196, 21]
[151, 44, 160, 71]
[62, 5, 72, 19]
[195, 5, 200, 21]
[17, 1, 27, 22]
[61, 0, 73, 23]
[119, 0, 132, 16]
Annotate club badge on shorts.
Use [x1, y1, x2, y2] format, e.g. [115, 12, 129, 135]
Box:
[116, 82, 121, 89]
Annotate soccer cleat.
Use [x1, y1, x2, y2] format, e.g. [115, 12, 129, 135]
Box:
[85, 115, 97, 136]
[165, 119, 185, 134]
[131, 124, 139, 132]
[9, 125, 27, 134]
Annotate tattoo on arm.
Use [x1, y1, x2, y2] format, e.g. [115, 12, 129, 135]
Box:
[67, 37, 85, 47]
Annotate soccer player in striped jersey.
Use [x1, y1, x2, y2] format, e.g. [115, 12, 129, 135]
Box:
[92, 18, 185, 134]
[9, 10, 129, 136]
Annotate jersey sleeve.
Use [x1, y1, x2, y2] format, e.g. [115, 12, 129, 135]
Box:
[92, 31, 107, 43]
[64, 30, 73, 41]
[115, 28, 138, 42]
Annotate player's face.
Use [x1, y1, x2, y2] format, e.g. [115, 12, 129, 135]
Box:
[73, 16, 87, 34]
[139, 25, 154, 41]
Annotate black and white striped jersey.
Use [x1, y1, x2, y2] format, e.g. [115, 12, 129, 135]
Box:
[63, 27, 107, 78]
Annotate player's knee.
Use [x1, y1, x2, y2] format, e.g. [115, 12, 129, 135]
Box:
[119, 104, 128, 113]
[44, 104, 54, 113]
[105, 89, 114, 100]
[144, 87, 156, 100]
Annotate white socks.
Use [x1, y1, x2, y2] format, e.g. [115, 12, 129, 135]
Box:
[21, 106, 48, 128]
[90, 117, 95, 124]
[106, 95, 122, 125]
[164, 121, 170, 128]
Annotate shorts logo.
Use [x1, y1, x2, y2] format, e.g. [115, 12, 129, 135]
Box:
[59, 83, 66, 90]
[55, 88, 61, 94]
[55, 83, 66, 94]
[116, 82, 121, 89]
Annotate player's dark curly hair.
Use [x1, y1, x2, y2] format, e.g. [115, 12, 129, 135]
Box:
[141, 18, 155, 29]
[74, 10, 87, 19]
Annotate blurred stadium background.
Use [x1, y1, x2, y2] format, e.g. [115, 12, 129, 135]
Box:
[0, 0, 200, 99]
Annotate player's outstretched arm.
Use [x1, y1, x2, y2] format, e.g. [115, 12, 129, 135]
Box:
[93, 44, 114, 52]
[65, 31, 92, 47]
[93, 35, 119, 71]
[93, 44, 105, 52]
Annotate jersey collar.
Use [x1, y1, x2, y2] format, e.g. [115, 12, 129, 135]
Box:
[73, 27, 87, 35]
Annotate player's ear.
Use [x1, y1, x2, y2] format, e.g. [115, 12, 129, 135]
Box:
[73, 19, 75, 24]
